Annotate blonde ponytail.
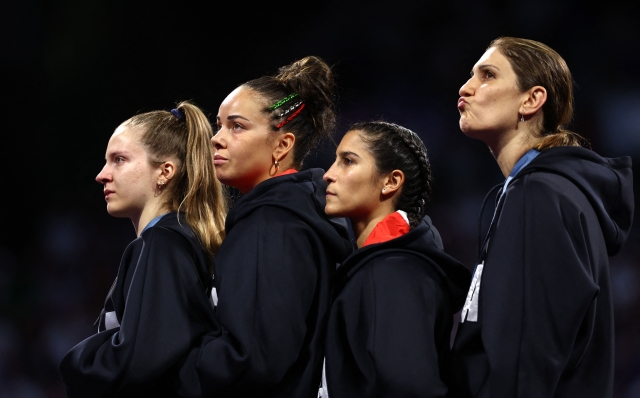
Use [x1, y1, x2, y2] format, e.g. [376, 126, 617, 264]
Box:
[127, 101, 227, 273]
[176, 102, 227, 262]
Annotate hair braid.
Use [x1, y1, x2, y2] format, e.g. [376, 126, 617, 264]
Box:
[352, 121, 433, 228]
[393, 129, 432, 227]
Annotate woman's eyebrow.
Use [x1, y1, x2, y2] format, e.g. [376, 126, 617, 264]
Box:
[338, 150, 360, 158]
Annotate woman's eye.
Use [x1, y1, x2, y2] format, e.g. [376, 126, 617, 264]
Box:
[342, 157, 354, 165]
[115, 156, 124, 164]
[484, 71, 495, 79]
[233, 123, 243, 131]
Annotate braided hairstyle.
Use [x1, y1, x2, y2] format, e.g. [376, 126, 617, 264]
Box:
[241, 56, 337, 168]
[351, 121, 432, 228]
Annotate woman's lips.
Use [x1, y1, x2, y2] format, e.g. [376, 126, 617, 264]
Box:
[457, 97, 467, 110]
[214, 154, 228, 165]
[104, 189, 114, 200]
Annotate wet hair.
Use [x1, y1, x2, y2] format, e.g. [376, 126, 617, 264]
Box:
[351, 121, 432, 228]
[488, 37, 586, 150]
[241, 56, 337, 168]
[124, 101, 227, 268]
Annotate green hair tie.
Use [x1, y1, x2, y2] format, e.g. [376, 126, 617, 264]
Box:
[269, 93, 298, 110]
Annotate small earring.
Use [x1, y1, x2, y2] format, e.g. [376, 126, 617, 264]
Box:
[273, 159, 279, 173]
[382, 188, 386, 193]
[158, 180, 165, 190]
[520, 114, 525, 123]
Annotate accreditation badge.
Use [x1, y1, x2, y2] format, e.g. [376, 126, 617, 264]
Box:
[460, 261, 484, 323]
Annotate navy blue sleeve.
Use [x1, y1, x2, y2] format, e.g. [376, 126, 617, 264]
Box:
[178, 206, 320, 397]
[60, 227, 218, 397]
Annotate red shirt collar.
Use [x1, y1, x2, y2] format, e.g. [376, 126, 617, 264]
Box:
[276, 169, 297, 177]
[362, 211, 411, 247]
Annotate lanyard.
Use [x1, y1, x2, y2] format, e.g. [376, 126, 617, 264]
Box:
[477, 149, 540, 263]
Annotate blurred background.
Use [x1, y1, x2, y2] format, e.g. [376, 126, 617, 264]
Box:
[1, 0, 639, 396]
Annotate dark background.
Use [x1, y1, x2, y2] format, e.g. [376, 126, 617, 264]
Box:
[2, 0, 639, 396]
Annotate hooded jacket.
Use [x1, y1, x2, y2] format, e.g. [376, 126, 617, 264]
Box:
[178, 168, 353, 398]
[324, 216, 471, 398]
[60, 212, 220, 398]
[450, 146, 634, 398]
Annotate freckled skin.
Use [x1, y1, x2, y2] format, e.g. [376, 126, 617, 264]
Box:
[95, 125, 160, 224]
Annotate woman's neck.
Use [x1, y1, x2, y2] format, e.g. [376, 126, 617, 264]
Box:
[352, 205, 396, 248]
[133, 204, 170, 237]
[487, 129, 540, 177]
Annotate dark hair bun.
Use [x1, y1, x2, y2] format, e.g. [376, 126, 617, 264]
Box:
[276, 56, 337, 143]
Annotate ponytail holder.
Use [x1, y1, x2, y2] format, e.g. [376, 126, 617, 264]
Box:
[171, 108, 185, 120]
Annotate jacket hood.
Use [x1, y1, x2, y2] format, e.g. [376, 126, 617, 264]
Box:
[336, 216, 471, 312]
[516, 146, 634, 256]
[225, 168, 353, 261]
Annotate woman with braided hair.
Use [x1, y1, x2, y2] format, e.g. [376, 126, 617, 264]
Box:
[177, 56, 352, 398]
[320, 121, 471, 397]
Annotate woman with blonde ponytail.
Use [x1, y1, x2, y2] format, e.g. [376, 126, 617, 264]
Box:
[59, 101, 227, 397]
[451, 37, 634, 398]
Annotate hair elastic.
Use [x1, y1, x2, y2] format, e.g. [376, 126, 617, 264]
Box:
[171, 108, 185, 119]
[276, 103, 306, 129]
[269, 93, 299, 110]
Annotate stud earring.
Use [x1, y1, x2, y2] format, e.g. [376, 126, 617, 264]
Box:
[520, 114, 525, 123]
[382, 188, 386, 193]
[273, 159, 279, 174]
[158, 180, 165, 190]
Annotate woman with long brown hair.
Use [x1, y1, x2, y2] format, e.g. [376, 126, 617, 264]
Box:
[451, 37, 634, 397]
[59, 101, 227, 397]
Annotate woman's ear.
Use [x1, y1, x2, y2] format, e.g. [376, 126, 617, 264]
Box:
[158, 161, 176, 183]
[521, 85, 547, 117]
[381, 169, 405, 196]
[273, 132, 296, 162]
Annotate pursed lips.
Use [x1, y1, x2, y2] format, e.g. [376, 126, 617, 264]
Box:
[457, 97, 467, 110]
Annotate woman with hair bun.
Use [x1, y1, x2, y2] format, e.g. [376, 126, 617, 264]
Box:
[178, 56, 352, 398]
[320, 121, 471, 397]
[59, 101, 227, 397]
[451, 37, 634, 397]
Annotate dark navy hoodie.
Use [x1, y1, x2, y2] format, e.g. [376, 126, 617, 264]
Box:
[178, 168, 353, 398]
[324, 216, 471, 397]
[451, 146, 634, 398]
